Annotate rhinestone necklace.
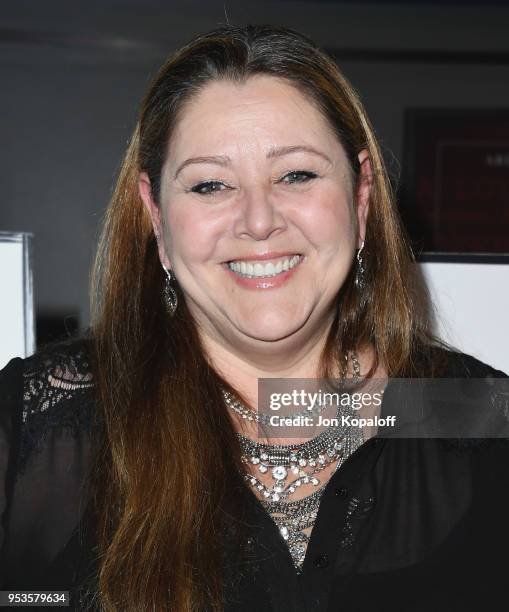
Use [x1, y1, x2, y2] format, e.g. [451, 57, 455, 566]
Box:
[224, 351, 364, 572]
[223, 388, 329, 424]
[238, 415, 356, 502]
[259, 431, 363, 572]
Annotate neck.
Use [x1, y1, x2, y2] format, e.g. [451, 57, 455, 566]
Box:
[203, 308, 335, 373]
[200, 319, 376, 409]
[201, 325, 331, 406]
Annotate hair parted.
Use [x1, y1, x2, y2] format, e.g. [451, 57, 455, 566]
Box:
[87, 23, 451, 611]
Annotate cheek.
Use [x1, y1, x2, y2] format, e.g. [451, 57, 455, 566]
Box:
[164, 202, 224, 263]
[296, 185, 355, 245]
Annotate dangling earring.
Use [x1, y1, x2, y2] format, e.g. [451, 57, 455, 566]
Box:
[354, 240, 366, 291]
[154, 229, 178, 317]
[163, 266, 178, 316]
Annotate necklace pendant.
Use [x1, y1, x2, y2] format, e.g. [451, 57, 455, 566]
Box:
[272, 465, 288, 480]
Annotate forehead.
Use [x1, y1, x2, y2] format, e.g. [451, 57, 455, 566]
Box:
[167, 75, 347, 163]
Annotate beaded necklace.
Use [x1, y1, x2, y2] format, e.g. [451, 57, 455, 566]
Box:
[224, 352, 364, 572]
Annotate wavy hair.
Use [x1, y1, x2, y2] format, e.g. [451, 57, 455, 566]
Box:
[88, 24, 450, 611]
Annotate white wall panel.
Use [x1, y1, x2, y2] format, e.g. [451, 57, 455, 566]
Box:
[0, 232, 34, 369]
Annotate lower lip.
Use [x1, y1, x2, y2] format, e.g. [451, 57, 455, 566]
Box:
[223, 258, 303, 289]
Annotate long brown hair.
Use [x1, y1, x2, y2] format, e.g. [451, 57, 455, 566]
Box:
[88, 24, 451, 611]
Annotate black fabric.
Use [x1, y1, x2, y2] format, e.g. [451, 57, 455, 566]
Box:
[0, 338, 508, 611]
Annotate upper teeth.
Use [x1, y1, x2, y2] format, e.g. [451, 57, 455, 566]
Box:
[228, 255, 301, 278]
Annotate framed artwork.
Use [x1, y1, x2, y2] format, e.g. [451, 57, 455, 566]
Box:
[400, 108, 509, 263]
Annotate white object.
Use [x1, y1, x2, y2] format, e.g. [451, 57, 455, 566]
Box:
[0, 232, 35, 369]
[420, 261, 509, 375]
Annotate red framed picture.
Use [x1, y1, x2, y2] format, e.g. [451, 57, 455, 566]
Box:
[400, 108, 509, 263]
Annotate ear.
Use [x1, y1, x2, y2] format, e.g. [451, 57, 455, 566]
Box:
[138, 172, 172, 269]
[355, 149, 373, 249]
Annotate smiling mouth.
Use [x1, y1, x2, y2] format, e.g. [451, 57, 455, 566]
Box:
[226, 254, 303, 279]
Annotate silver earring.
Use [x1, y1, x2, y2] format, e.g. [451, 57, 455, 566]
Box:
[163, 267, 178, 316]
[354, 240, 366, 291]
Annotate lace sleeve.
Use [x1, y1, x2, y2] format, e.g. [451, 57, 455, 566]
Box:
[0, 338, 97, 591]
[20, 340, 95, 476]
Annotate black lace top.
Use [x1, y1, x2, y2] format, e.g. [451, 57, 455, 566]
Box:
[1, 337, 509, 612]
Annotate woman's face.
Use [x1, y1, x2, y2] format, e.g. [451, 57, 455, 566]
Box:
[140, 75, 371, 348]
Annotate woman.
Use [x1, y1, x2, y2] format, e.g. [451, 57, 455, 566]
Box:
[0, 24, 508, 612]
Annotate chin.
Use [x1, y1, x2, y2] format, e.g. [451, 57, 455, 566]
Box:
[237, 314, 308, 343]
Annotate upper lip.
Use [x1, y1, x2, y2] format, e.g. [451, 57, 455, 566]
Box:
[225, 251, 302, 263]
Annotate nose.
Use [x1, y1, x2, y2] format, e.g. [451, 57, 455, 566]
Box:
[233, 183, 286, 241]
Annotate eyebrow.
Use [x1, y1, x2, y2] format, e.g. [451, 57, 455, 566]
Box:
[173, 145, 332, 179]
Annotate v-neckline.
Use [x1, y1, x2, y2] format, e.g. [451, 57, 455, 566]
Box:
[239, 375, 398, 580]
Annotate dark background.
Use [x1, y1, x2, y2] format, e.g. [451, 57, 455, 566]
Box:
[1, 0, 508, 346]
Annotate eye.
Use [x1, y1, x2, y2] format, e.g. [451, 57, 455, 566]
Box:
[190, 180, 231, 195]
[279, 170, 318, 185]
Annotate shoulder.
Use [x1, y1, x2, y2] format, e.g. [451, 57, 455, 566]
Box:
[426, 347, 509, 454]
[0, 335, 96, 476]
[22, 335, 95, 420]
[22, 335, 95, 397]
[438, 347, 508, 379]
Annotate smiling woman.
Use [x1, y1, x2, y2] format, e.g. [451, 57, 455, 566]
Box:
[138, 75, 369, 345]
[0, 23, 508, 612]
